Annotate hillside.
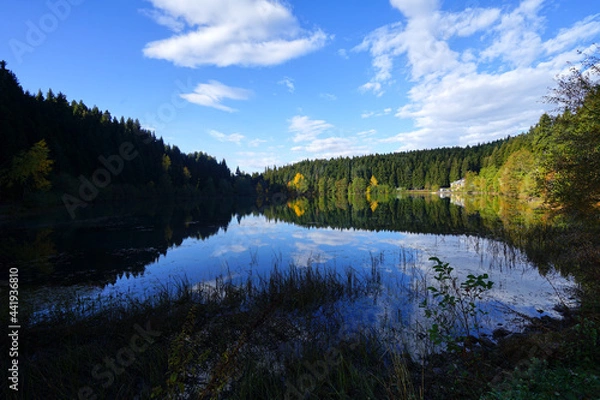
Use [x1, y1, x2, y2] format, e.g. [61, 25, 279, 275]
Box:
[260, 51, 600, 216]
[3, 50, 599, 218]
[0, 61, 233, 214]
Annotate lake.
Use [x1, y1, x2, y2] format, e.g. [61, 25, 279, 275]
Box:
[2, 194, 575, 339]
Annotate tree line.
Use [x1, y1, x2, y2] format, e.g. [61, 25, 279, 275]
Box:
[261, 135, 509, 196]
[261, 49, 600, 217]
[2, 45, 598, 218]
[463, 48, 600, 216]
[0, 61, 235, 210]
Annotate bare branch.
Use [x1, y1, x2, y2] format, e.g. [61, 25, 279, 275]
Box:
[544, 44, 600, 113]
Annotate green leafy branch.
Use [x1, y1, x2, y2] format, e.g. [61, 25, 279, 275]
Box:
[420, 257, 494, 351]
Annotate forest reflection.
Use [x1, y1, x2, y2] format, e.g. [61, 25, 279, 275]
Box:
[1, 193, 588, 290]
[265, 192, 594, 281]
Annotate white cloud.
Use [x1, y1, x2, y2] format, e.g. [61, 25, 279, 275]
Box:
[354, 3, 501, 93]
[142, 0, 330, 67]
[180, 80, 251, 112]
[361, 111, 375, 118]
[357, 0, 600, 150]
[361, 108, 392, 118]
[288, 115, 334, 143]
[305, 229, 358, 247]
[359, 81, 383, 96]
[357, 129, 377, 137]
[236, 151, 281, 171]
[293, 137, 370, 159]
[543, 15, 600, 55]
[320, 93, 337, 101]
[209, 129, 245, 145]
[212, 244, 247, 257]
[139, 8, 185, 32]
[286, 115, 372, 159]
[439, 7, 501, 39]
[278, 77, 295, 93]
[480, 0, 545, 67]
[337, 48, 349, 59]
[248, 138, 268, 148]
[382, 66, 552, 150]
[389, 0, 438, 18]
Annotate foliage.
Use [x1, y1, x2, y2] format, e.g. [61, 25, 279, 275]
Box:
[0, 61, 234, 204]
[0, 139, 54, 197]
[259, 49, 600, 216]
[498, 149, 537, 197]
[161, 154, 171, 172]
[287, 197, 308, 217]
[565, 317, 600, 368]
[288, 172, 309, 193]
[544, 45, 600, 114]
[369, 174, 378, 187]
[483, 358, 600, 400]
[543, 88, 600, 214]
[349, 176, 367, 195]
[458, 47, 600, 214]
[262, 141, 506, 194]
[262, 194, 486, 236]
[182, 166, 191, 182]
[420, 257, 493, 351]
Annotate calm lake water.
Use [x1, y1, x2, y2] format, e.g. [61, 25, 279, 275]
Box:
[2, 195, 575, 336]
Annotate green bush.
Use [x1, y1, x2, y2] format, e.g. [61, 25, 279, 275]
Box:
[483, 358, 600, 400]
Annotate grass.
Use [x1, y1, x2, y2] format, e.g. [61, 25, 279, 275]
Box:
[482, 358, 600, 400]
[3, 264, 418, 400]
[3, 255, 600, 400]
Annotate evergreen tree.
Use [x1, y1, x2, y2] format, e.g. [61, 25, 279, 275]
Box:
[0, 62, 234, 204]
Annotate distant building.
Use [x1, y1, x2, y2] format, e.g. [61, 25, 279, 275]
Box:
[450, 178, 466, 191]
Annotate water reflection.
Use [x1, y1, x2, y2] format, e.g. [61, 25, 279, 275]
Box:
[1, 195, 577, 332]
[0, 198, 245, 286]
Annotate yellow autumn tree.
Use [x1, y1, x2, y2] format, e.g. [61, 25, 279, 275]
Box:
[288, 172, 309, 193]
[287, 198, 308, 217]
[498, 149, 535, 197]
[370, 200, 379, 212]
[369, 175, 378, 187]
[366, 175, 378, 200]
[1, 139, 54, 196]
[162, 154, 171, 171]
[182, 166, 191, 183]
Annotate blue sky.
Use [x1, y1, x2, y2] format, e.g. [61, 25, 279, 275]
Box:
[2, 0, 599, 173]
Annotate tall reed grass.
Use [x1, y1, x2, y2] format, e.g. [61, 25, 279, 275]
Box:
[6, 263, 423, 400]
